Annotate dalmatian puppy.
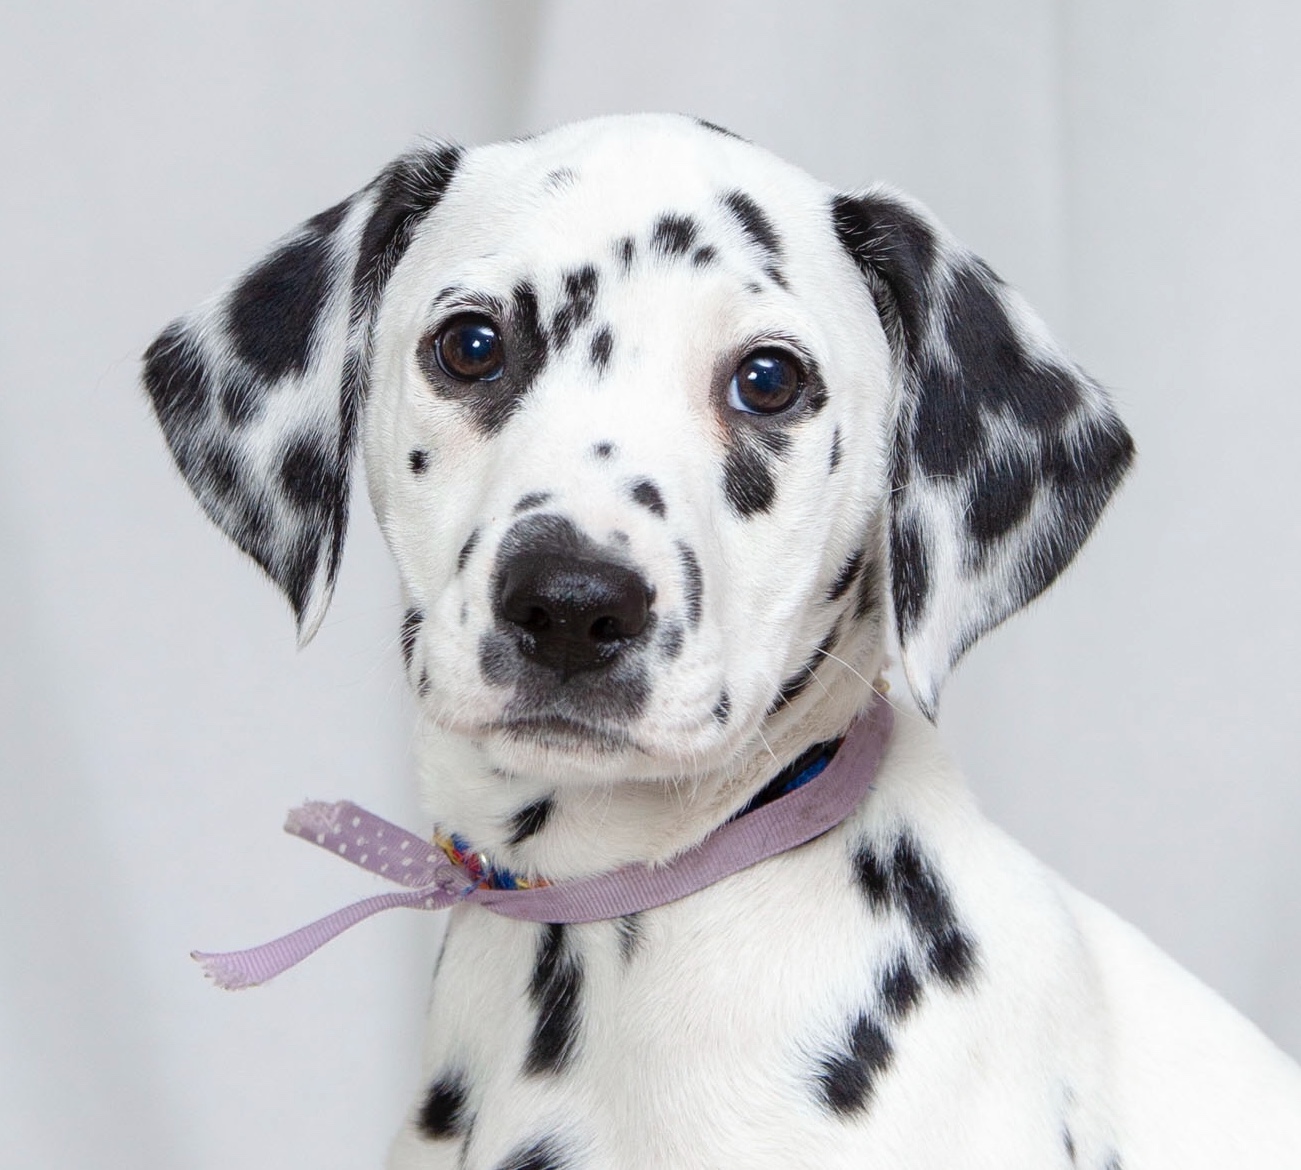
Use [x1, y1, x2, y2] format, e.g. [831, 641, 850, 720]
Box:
[145, 115, 1301, 1169]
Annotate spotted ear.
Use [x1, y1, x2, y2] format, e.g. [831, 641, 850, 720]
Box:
[144, 144, 462, 643]
[832, 187, 1134, 718]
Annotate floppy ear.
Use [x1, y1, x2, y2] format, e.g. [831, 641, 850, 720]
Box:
[831, 187, 1134, 718]
[143, 143, 462, 643]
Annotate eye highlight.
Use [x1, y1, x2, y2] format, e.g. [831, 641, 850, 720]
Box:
[728, 348, 804, 415]
[431, 313, 505, 381]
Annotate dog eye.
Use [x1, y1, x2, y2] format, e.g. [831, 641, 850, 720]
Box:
[432, 314, 505, 381]
[728, 349, 803, 415]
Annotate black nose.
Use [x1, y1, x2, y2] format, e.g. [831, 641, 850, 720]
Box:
[498, 552, 653, 676]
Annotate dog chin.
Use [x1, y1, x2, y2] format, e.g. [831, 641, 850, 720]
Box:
[480, 714, 645, 779]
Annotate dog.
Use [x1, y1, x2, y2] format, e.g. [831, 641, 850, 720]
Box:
[144, 114, 1301, 1168]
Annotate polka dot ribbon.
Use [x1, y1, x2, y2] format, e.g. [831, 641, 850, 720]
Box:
[192, 698, 893, 990]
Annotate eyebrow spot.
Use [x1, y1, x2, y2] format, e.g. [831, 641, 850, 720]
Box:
[651, 214, 698, 257]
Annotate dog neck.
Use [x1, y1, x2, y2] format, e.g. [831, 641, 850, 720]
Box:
[412, 658, 890, 884]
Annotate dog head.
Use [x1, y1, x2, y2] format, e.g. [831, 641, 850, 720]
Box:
[145, 114, 1131, 785]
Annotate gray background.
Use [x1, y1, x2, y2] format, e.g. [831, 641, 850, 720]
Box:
[2, 2, 1298, 1166]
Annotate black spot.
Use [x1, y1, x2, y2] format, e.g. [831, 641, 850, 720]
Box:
[630, 478, 666, 517]
[550, 265, 598, 352]
[691, 245, 718, 267]
[400, 607, 423, 669]
[966, 446, 1037, 547]
[891, 836, 957, 958]
[1063, 1126, 1077, 1164]
[196, 438, 240, 500]
[815, 1013, 893, 1116]
[457, 528, 481, 572]
[853, 557, 882, 621]
[513, 280, 550, 371]
[723, 443, 777, 518]
[830, 191, 937, 360]
[660, 620, 684, 660]
[616, 913, 642, 961]
[925, 264, 1081, 463]
[544, 167, 578, 190]
[496, 1136, 569, 1170]
[591, 441, 615, 460]
[418, 668, 430, 696]
[711, 689, 731, 724]
[524, 923, 582, 1076]
[694, 117, 744, 140]
[854, 835, 979, 990]
[765, 264, 790, 289]
[508, 796, 555, 846]
[851, 843, 893, 912]
[675, 541, 703, 625]
[408, 448, 429, 474]
[890, 512, 929, 635]
[1014, 415, 1134, 600]
[280, 530, 322, 622]
[721, 190, 783, 260]
[878, 955, 922, 1020]
[417, 1073, 468, 1139]
[614, 235, 636, 271]
[279, 435, 339, 515]
[228, 229, 335, 383]
[827, 549, 866, 602]
[769, 626, 837, 714]
[589, 326, 613, 373]
[143, 321, 210, 432]
[1103, 1155, 1124, 1170]
[352, 145, 462, 327]
[514, 491, 552, 514]
[829, 426, 843, 472]
[651, 214, 698, 257]
[217, 368, 265, 428]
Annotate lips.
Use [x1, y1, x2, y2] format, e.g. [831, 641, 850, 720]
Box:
[491, 712, 635, 754]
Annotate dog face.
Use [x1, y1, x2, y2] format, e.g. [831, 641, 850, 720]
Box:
[144, 114, 1132, 784]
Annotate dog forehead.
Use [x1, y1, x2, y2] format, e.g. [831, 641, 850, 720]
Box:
[420, 114, 831, 263]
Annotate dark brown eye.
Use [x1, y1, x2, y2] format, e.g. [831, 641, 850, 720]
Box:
[728, 348, 803, 414]
[433, 314, 504, 381]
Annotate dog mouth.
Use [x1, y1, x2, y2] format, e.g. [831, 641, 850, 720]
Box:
[488, 713, 642, 755]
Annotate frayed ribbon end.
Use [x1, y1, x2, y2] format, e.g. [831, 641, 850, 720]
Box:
[284, 799, 347, 839]
[192, 950, 260, 991]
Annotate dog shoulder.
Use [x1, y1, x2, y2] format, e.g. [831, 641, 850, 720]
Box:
[1066, 890, 1301, 1166]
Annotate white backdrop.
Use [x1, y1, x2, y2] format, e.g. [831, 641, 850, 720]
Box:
[2, 2, 1298, 1166]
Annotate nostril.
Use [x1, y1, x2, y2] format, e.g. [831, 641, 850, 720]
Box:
[589, 615, 622, 642]
[523, 606, 551, 633]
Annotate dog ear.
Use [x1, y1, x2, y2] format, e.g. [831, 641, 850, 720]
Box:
[143, 144, 462, 644]
[831, 187, 1134, 718]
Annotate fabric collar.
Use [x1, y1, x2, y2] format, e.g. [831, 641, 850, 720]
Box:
[193, 699, 894, 989]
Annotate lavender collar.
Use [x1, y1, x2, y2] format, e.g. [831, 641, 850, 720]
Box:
[194, 700, 894, 989]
